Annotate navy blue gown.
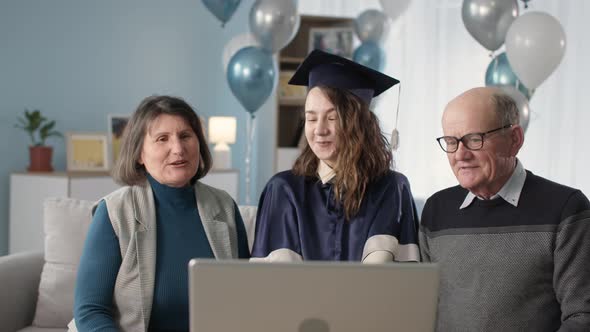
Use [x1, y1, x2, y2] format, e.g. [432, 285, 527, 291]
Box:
[251, 170, 420, 262]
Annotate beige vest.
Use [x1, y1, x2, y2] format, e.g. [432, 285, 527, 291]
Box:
[69, 180, 238, 332]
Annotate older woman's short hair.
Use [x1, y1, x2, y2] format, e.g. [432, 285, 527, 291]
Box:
[112, 95, 212, 186]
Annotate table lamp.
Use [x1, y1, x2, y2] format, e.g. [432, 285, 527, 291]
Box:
[208, 116, 236, 169]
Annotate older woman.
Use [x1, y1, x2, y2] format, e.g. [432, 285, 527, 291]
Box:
[71, 95, 249, 331]
[251, 50, 419, 263]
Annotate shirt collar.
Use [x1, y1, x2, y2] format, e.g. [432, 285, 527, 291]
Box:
[317, 160, 336, 184]
[460, 159, 527, 209]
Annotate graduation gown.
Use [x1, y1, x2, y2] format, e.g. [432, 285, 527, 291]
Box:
[251, 169, 420, 262]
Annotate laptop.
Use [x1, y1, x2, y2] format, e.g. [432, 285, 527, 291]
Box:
[189, 259, 439, 332]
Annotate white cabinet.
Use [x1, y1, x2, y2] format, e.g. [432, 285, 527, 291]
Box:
[9, 170, 239, 254]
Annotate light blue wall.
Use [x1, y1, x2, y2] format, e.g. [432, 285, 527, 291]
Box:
[0, 0, 276, 255]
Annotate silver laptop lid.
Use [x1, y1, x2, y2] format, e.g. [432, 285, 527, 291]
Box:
[189, 259, 438, 332]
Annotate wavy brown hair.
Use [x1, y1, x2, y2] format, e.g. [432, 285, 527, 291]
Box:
[112, 95, 212, 186]
[292, 86, 393, 220]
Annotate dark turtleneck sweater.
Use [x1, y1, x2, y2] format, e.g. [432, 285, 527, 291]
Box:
[74, 174, 249, 331]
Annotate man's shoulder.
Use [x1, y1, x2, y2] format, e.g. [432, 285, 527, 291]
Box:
[420, 185, 467, 229]
[420, 185, 467, 231]
[525, 170, 581, 194]
[524, 170, 590, 219]
[426, 185, 468, 206]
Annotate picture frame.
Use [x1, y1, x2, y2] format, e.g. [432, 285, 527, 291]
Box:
[66, 132, 109, 171]
[308, 27, 354, 58]
[108, 114, 131, 168]
[278, 71, 308, 100]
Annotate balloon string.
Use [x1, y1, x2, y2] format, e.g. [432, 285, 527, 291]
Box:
[245, 114, 256, 205]
[493, 57, 498, 77]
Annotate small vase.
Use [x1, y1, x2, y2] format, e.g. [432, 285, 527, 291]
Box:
[28, 146, 53, 172]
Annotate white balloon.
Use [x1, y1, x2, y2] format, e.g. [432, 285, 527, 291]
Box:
[222, 33, 260, 75]
[379, 0, 411, 22]
[505, 11, 566, 89]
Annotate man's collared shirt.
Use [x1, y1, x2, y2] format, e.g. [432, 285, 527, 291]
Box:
[460, 159, 527, 209]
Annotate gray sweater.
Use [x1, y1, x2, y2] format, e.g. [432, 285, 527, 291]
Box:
[420, 171, 590, 332]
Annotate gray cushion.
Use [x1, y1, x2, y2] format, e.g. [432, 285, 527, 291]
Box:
[32, 198, 95, 328]
[0, 251, 44, 332]
[29, 199, 255, 328]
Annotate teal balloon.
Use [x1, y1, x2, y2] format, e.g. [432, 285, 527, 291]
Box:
[485, 52, 532, 99]
[354, 9, 390, 43]
[227, 46, 276, 114]
[202, 0, 241, 27]
[353, 41, 385, 71]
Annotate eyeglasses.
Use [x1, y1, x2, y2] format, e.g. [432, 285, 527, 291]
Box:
[436, 124, 513, 153]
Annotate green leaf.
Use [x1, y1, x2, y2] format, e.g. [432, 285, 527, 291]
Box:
[15, 108, 62, 146]
[40, 121, 55, 137]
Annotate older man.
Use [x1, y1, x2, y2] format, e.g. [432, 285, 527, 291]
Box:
[420, 87, 590, 331]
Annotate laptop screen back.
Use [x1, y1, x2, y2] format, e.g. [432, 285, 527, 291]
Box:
[189, 260, 438, 332]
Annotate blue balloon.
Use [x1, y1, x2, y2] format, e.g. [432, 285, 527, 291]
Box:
[485, 52, 532, 99]
[353, 41, 385, 71]
[202, 0, 241, 27]
[227, 46, 276, 114]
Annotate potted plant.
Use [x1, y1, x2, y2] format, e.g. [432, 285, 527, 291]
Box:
[15, 109, 62, 172]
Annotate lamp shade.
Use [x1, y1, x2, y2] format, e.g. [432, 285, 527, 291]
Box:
[208, 116, 236, 144]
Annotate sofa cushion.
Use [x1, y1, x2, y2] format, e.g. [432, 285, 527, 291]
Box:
[31, 199, 257, 328]
[238, 205, 257, 251]
[33, 198, 95, 328]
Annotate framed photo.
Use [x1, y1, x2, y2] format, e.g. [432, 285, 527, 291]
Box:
[108, 114, 131, 167]
[66, 132, 109, 171]
[278, 71, 308, 100]
[308, 27, 354, 58]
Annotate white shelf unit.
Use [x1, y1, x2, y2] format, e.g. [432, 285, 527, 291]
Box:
[9, 170, 239, 254]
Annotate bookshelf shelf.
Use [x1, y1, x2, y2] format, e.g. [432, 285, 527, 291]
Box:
[280, 56, 305, 65]
[279, 98, 306, 106]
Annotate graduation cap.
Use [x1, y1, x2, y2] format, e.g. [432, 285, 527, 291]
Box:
[288, 50, 399, 104]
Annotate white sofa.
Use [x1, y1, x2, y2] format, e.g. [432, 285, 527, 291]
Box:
[0, 197, 258, 332]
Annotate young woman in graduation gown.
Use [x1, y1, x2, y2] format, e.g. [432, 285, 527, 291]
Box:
[251, 50, 420, 263]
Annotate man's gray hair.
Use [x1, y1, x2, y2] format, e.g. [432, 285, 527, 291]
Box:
[491, 92, 520, 126]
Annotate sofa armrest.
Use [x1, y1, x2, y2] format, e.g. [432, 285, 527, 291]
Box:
[0, 251, 44, 331]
